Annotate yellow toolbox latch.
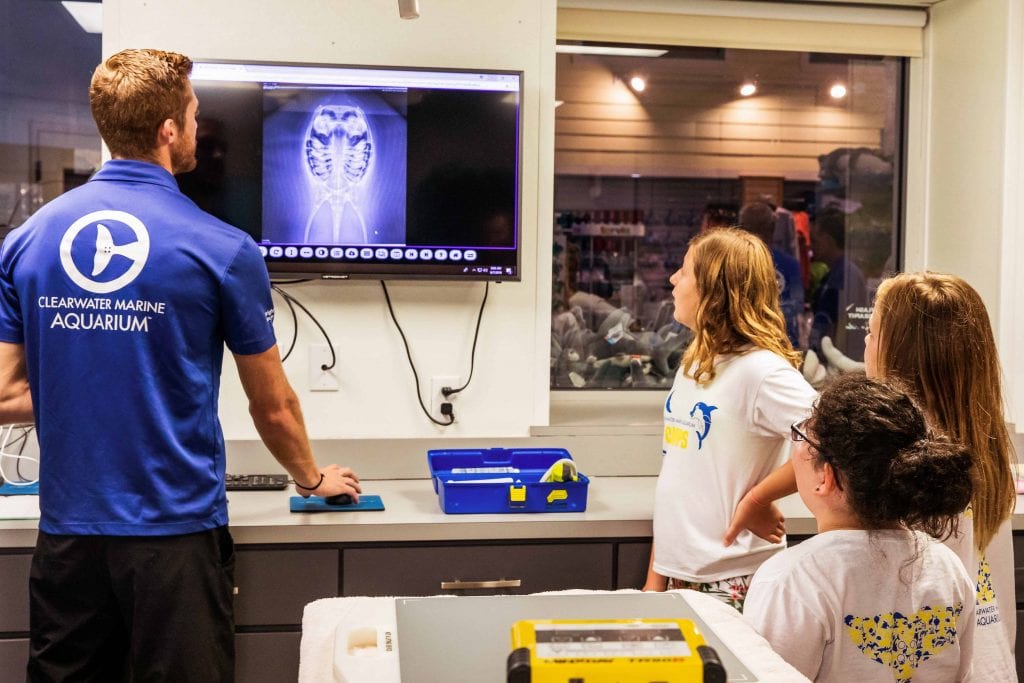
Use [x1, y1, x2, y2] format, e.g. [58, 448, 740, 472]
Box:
[546, 489, 568, 505]
[508, 484, 527, 507]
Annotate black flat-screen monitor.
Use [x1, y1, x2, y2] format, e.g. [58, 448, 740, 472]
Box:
[178, 60, 522, 281]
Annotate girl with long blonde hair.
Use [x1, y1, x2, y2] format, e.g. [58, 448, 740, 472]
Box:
[643, 228, 816, 609]
[866, 271, 1016, 679]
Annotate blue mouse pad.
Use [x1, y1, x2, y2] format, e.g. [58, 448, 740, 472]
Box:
[289, 495, 384, 512]
[0, 481, 39, 495]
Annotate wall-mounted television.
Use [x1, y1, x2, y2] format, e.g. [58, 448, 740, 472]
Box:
[179, 60, 522, 281]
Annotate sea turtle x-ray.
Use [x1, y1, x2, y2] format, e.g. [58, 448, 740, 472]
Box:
[304, 105, 373, 242]
[262, 88, 407, 245]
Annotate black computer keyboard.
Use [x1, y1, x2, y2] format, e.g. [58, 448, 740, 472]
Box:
[225, 474, 289, 491]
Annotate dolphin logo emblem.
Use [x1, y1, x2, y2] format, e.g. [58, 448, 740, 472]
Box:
[92, 223, 146, 276]
[59, 210, 150, 294]
[689, 402, 718, 450]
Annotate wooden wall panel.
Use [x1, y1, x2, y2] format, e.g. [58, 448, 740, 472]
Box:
[554, 51, 890, 181]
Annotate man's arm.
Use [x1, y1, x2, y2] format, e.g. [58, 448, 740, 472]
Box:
[0, 341, 33, 424]
[234, 345, 360, 499]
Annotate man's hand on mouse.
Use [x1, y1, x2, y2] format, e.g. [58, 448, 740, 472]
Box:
[296, 463, 361, 502]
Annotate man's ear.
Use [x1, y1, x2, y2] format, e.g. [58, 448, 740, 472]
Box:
[155, 118, 177, 147]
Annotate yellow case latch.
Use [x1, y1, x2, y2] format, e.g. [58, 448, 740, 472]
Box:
[509, 484, 527, 507]
[546, 489, 568, 505]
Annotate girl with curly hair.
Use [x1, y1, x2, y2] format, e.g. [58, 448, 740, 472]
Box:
[643, 228, 816, 609]
[745, 374, 975, 682]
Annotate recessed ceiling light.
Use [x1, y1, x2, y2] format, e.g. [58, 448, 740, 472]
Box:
[739, 82, 757, 97]
[62, 1, 102, 34]
[629, 76, 646, 92]
[556, 45, 668, 58]
[830, 83, 848, 99]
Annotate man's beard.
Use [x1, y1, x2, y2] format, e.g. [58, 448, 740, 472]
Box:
[170, 136, 197, 174]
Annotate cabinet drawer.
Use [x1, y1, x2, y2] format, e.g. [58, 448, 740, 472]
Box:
[343, 543, 613, 597]
[615, 542, 651, 590]
[0, 638, 29, 675]
[234, 549, 338, 625]
[0, 554, 32, 632]
[1014, 535, 1024, 604]
[1018, 610, 1024, 677]
[235, 631, 300, 683]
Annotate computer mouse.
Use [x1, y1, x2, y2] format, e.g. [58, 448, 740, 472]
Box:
[324, 493, 353, 506]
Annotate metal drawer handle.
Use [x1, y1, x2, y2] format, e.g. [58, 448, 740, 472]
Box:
[440, 579, 522, 590]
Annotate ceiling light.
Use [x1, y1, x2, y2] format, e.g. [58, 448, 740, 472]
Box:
[739, 82, 757, 97]
[629, 76, 646, 92]
[556, 45, 668, 58]
[61, 1, 102, 34]
[830, 83, 848, 99]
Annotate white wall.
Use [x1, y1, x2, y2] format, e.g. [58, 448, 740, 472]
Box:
[924, 0, 1024, 430]
[102, 0, 1024, 444]
[924, 0, 1007, 308]
[104, 0, 556, 439]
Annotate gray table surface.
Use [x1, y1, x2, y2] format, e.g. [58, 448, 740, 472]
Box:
[395, 592, 758, 682]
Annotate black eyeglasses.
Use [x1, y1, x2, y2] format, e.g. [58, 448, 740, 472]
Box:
[790, 418, 820, 450]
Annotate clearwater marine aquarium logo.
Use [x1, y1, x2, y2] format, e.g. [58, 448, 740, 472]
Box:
[59, 210, 150, 294]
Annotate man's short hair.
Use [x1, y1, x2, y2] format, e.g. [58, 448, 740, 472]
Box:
[738, 201, 775, 244]
[701, 204, 737, 230]
[90, 49, 193, 161]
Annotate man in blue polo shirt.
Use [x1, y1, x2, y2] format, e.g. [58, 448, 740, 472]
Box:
[0, 49, 360, 681]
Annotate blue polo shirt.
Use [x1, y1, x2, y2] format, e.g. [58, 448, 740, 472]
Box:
[0, 160, 276, 535]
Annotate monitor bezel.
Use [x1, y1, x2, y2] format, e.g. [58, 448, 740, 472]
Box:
[189, 57, 525, 283]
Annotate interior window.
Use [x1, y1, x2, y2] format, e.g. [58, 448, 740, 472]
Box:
[551, 44, 904, 389]
[0, 0, 102, 241]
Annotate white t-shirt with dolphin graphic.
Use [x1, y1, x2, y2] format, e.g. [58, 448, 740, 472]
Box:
[653, 347, 816, 583]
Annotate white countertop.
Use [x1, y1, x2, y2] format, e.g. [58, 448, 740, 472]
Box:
[3, 478, 1024, 548]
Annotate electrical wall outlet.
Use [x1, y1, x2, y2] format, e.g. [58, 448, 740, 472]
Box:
[309, 344, 339, 391]
[430, 375, 459, 421]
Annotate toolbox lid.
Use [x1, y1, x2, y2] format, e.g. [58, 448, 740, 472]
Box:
[427, 447, 575, 477]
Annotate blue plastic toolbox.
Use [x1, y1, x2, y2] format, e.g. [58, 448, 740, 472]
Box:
[428, 447, 589, 514]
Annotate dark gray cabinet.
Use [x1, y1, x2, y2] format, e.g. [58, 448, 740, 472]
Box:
[0, 534, 839, 681]
[343, 542, 613, 597]
[615, 541, 651, 589]
[0, 553, 31, 632]
[235, 632, 302, 683]
[234, 548, 338, 625]
[0, 552, 32, 676]
[0, 638, 28, 677]
[0, 548, 332, 682]
[1015, 535, 1024, 680]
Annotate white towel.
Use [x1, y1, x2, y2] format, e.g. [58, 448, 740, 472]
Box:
[300, 590, 809, 682]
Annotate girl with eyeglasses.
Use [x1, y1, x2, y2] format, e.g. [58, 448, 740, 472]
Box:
[642, 228, 816, 609]
[744, 373, 976, 682]
[866, 272, 1017, 680]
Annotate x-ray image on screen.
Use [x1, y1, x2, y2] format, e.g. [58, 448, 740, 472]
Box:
[262, 88, 407, 245]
